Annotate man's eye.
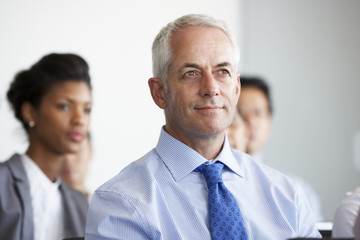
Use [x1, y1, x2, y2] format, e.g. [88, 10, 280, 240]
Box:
[219, 69, 230, 75]
[185, 71, 196, 76]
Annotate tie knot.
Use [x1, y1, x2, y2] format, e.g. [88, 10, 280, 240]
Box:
[197, 162, 224, 186]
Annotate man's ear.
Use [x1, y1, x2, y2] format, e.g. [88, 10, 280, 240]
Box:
[21, 101, 37, 125]
[148, 78, 167, 109]
[236, 73, 241, 96]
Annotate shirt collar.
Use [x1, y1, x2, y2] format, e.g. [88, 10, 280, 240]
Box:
[216, 135, 244, 178]
[155, 127, 244, 182]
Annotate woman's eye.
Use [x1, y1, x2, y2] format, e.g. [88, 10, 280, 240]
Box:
[84, 107, 92, 114]
[57, 104, 70, 111]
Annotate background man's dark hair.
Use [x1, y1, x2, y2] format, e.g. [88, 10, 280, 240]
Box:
[240, 76, 273, 115]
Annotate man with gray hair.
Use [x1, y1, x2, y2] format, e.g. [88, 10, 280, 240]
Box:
[85, 14, 321, 239]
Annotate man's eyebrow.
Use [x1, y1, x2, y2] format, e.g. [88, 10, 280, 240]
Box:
[216, 62, 232, 68]
[181, 62, 233, 70]
[183, 63, 201, 69]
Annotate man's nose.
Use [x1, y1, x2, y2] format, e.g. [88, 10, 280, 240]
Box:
[200, 73, 220, 98]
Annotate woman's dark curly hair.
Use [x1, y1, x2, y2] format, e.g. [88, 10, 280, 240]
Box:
[7, 53, 92, 132]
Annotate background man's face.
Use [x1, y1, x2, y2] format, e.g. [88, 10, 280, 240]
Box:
[237, 86, 272, 155]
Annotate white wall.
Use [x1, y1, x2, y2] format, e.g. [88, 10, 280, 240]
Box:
[0, 0, 241, 194]
[240, 0, 360, 220]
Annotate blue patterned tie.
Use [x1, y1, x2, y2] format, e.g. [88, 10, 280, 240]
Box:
[197, 162, 248, 240]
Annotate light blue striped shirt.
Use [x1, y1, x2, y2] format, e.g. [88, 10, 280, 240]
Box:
[86, 127, 321, 239]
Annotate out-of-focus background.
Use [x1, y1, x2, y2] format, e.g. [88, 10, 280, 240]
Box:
[1, 0, 359, 221]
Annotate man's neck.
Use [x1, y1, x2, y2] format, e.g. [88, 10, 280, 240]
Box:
[190, 137, 225, 160]
[165, 126, 226, 160]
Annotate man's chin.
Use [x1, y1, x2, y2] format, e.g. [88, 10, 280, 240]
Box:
[194, 126, 227, 139]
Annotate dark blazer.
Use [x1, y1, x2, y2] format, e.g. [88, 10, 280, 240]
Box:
[0, 154, 88, 240]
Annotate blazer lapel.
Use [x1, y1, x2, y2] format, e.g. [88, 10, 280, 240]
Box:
[60, 184, 86, 237]
[7, 154, 34, 240]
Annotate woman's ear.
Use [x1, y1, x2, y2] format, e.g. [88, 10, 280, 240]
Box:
[148, 78, 167, 109]
[21, 102, 37, 127]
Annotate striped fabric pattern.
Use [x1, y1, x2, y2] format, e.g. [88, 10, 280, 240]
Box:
[86, 127, 321, 240]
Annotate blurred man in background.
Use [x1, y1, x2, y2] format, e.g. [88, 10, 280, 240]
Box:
[228, 75, 324, 221]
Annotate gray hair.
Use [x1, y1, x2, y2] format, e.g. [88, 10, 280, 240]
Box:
[151, 14, 240, 92]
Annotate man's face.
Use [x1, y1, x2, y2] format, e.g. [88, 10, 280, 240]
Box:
[163, 25, 240, 143]
[237, 86, 272, 155]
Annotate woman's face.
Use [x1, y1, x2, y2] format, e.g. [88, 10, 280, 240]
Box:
[29, 81, 92, 155]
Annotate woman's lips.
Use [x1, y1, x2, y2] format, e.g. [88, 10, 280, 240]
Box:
[68, 131, 83, 142]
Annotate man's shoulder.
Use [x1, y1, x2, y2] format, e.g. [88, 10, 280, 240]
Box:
[332, 186, 360, 237]
[337, 186, 360, 209]
[95, 149, 161, 196]
[231, 149, 299, 195]
[232, 150, 293, 180]
[344, 186, 360, 199]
